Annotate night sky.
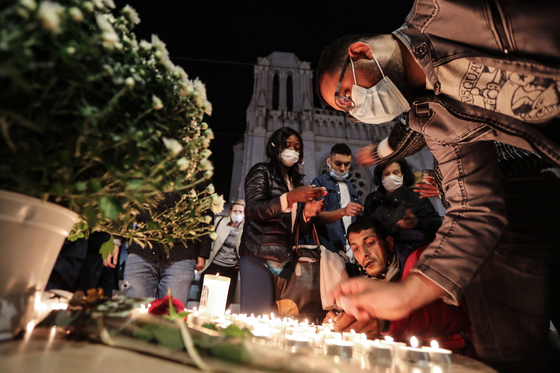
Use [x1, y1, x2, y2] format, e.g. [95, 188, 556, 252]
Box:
[114, 0, 415, 200]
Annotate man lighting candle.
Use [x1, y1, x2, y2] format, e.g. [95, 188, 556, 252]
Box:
[324, 218, 472, 353]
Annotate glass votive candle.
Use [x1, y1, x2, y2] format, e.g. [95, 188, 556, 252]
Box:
[324, 339, 354, 359]
[422, 345, 452, 365]
[398, 346, 430, 366]
[364, 340, 393, 363]
[285, 334, 313, 353]
[252, 329, 272, 345]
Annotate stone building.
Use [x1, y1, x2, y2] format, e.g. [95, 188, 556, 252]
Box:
[229, 51, 444, 215]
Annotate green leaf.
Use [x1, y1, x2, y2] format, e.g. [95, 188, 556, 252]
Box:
[99, 234, 114, 260]
[75, 181, 87, 191]
[89, 179, 102, 192]
[221, 324, 252, 338]
[202, 323, 218, 331]
[128, 180, 143, 190]
[84, 205, 98, 229]
[99, 196, 118, 220]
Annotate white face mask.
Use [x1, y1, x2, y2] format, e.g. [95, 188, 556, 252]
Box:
[329, 168, 349, 181]
[280, 149, 300, 167]
[348, 55, 410, 124]
[231, 213, 244, 223]
[382, 174, 403, 192]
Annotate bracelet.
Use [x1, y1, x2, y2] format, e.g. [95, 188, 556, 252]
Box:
[286, 192, 295, 205]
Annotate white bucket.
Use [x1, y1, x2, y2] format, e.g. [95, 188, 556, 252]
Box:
[0, 190, 78, 341]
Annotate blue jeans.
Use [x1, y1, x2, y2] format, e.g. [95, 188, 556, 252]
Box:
[464, 173, 560, 373]
[123, 253, 196, 306]
[239, 256, 276, 315]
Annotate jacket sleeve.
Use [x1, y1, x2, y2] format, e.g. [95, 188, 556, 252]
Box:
[244, 164, 284, 223]
[197, 234, 212, 259]
[411, 193, 442, 242]
[373, 120, 427, 165]
[409, 109, 508, 305]
[385, 247, 471, 340]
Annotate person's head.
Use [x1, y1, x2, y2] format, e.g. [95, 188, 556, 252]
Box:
[373, 159, 415, 193]
[317, 34, 409, 124]
[327, 143, 352, 180]
[347, 218, 394, 277]
[228, 199, 245, 224]
[265, 127, 304, 183]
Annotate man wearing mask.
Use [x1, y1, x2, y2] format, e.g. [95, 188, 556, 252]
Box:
[308, 144, 364, 276]
[318, 2, 560, 372]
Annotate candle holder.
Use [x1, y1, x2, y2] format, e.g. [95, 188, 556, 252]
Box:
[199, 274, 231, 316]
[285, 334, 313, 353]
[398, 346, 430, 366]
[364, 341, 393, 363]
[323, 339, 354, 359]
[422, 346, 452, 365]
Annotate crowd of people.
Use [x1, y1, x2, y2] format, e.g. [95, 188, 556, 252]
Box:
[46, 2, 560, 372]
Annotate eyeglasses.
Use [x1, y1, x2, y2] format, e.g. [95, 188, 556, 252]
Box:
[334, 55, 361, 123]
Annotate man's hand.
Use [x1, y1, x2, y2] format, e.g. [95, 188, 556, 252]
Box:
[304, 199, 324, 218]
[289, 186, 327, 203]
[355, 144, 379, 167]
[327, 274, 447, 321]
[326, 310, 380, 339]
[196, 257, 206, 271]
[103, 244, 119, 268]
[343, 202, 364, 217]
[414, 177, 439, 199]
[396, 209, 418, 229]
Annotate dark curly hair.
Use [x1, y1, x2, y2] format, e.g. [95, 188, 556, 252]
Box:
[347, 217, 390, 241]
[372, 158, 415, 188]
[265, 127, 304, 186]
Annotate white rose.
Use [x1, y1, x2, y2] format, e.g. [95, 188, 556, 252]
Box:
[211, 195, 225, 214]
[152, 95, 164, 110]
[122, 4, 140, 25]
[38, 1, 61, 33]
[20, 0, 37, 11]
[177, 157, 190, 171]
[162, 137, 183, 155]
[69, 7, 83, 22]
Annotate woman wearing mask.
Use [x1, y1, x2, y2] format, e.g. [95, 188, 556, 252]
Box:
[363, 159, 441, 241]
[239, 127, 326, 315]
[199, 199, 245, 308]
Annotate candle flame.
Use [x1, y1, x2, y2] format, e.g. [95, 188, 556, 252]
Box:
[216, 273, 220, 276]
[361, 333, 367, 341]
[431, 340, 439, 349]
[26, 321, 35, 333]
[411, 336, 418, 348]
[384, 336, 394, 343]
[328, 319, 333, 323]
[374, 339, 381, 346]
[226, 309, 231, 315]
[350, 329, 356, 334]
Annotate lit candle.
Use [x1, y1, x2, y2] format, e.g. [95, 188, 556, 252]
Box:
[398, 336, 429, 366]
[364, 339, 393, 363]
[199, 274, 231, 315]
[324, 339, 354, 359]
[422, 340, 452, 365]
[285, 334, 313, 353]
[381, 335, 406, 355]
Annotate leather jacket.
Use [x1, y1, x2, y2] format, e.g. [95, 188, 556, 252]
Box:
[376, 0, 560, 304]
[239, 162, 311, 263]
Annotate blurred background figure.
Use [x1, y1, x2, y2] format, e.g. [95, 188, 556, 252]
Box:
[364, 159, 441, 241]
[199, 199, 245, 308]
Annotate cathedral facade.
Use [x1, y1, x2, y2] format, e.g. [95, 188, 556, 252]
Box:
[229, 52, 444, 215]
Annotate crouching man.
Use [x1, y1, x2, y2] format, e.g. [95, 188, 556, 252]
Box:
[325, 218, 472, 352]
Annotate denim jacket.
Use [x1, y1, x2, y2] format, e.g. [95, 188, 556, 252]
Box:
[380, 0, 560, 304]
[304, 173, 359, 254]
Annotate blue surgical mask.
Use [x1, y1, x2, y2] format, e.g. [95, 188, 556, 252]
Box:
[349, 54, 409, 124]
[330, 169, 349, 181]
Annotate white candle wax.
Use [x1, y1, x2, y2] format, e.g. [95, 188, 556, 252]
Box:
[364, 340, 393, 363]
[199, 274, 231, 315]
[398, 346, 430, 365]
[324, 339, 354, 359]
[421, 341, 452, 365]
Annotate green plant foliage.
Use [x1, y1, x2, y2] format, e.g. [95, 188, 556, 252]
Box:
[0, 0, 223, 249]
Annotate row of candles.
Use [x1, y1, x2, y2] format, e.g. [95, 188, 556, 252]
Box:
[177, 308, 453, 371]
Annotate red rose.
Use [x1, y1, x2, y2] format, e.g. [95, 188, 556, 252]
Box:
[148, 294, 185, 316]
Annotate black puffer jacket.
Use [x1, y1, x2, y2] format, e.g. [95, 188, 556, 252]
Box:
[239, 162, 311, 262]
